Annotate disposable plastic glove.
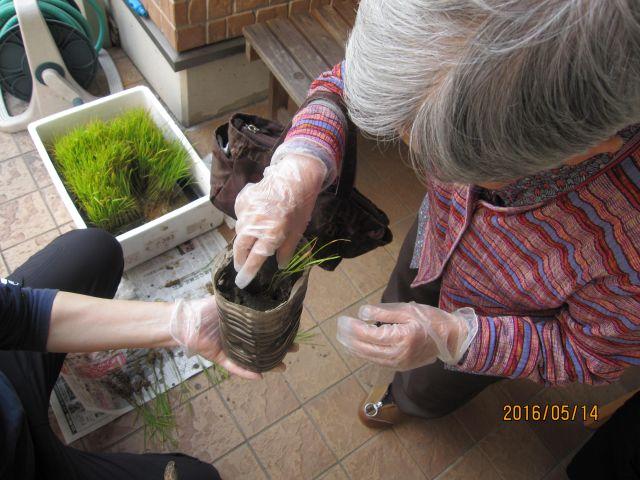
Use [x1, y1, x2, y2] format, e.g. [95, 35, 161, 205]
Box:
[336, 302, 478, 370]
[233, 154, 327, 289]
[169, 297, 262, 380]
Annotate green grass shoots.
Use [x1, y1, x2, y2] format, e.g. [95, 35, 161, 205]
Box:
[52, 109, 192, 233]
[268, 238, 345, 295]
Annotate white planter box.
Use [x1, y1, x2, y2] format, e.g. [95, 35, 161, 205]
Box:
[28, 86, 223, 270]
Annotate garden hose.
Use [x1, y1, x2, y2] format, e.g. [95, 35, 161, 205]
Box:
[0, 0, 105, 51]
[0, 0, 107, 100]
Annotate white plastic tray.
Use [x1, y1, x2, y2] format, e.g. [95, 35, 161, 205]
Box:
[28, 86, 223, 269]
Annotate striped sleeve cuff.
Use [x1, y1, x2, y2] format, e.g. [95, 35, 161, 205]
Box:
[447, 315, 541, 380]
[277, 98, 347, 186]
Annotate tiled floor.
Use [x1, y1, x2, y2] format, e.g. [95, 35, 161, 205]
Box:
[2, 48, 639, 480]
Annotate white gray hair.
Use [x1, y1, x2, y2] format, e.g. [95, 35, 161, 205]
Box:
[344, 0, 640, 184]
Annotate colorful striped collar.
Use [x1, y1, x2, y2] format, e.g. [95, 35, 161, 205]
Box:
[482, 124, 640, 207]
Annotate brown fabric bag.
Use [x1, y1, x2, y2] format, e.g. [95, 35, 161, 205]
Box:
[209, 92, 392, 270]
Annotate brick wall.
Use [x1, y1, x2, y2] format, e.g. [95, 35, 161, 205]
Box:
[140, 0, 344, 53]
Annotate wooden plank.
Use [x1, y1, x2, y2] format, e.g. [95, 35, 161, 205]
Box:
[245, 41, 260, 62]
[243, 22, 312, 105]
[269, 73, 289, 120]
[311, 5, 351, 46]
[290, 12, 344, 66]
[333, 0, 357, 27]
[267, 18, 331, 79]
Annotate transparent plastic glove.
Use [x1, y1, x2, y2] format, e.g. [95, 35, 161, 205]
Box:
[336, 302, 478, 370]
[169, 297, 262, 380]
[233, 154, 327, 289]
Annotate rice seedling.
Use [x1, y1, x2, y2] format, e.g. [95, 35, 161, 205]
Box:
[268, 238, 345, 295]
[294, 329, 320, 346]
[52, 109, 192, 233]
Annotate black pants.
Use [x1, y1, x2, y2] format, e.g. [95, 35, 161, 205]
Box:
[0, 229, 220, 480]
[383, 219, 502, 418]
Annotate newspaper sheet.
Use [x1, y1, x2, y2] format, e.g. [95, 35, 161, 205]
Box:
[50, 229, 229, 444]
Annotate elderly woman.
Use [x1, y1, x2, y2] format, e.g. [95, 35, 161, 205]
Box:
[233, 0, 640, 427]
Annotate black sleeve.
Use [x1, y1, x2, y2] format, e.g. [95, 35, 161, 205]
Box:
[0, 278, 57, 351]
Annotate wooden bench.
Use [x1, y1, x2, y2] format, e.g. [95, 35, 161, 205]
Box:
[243, 1, 357, 119]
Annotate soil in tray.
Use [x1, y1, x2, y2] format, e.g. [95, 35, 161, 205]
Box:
[216, 255, 302, 311]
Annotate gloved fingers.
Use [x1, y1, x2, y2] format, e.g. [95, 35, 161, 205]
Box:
[336, 316, 407, 348]
[288, 343, 300, 353]
[276, 230, 304, 269]
[340, 336, 400, 362]
[358, 304, 415, 325]
[235, 247, 270, 289]
[233, 234, 256, 272]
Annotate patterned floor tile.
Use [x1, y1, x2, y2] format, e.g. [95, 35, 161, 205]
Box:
[435, 445, 502, 480]
[529, 381, 625, 462]
[0, 131, 20, 161]
[355, 151, 411, 225]
[0, 255, 8, 277]
[342, 430, 425, 480]
[338, 246, 396, 297]
[304, 267, 361, 322]
[300, 305, 317, 332]
[501, 378, 545, 405]
[83, 408, 142, 452]
[384, 214, 415, 260]
[23, 151, 52, 188]
[394, 414, 474, 479]
[283, 327, 350, 402]
[59, 222, 76, 234]
[354, 363, 396, 392]
[213, 444, 267, 480]
[619, 367, 640, 392]
[0, 191, 56, 250]
[479, 421, 556, 480]
[113, 55, 143, 87]
[218, 372, 299, 437]
[317, 464, 348, 480]
[453, 381, 512, 442]
[359, 138, 426, 212]
[251, 409, 336, 480]
[14, 131, 36, 154]
[0, 156, 37, 204]
[41, 185, 73, 225]
[105, 428, 147, 454]
[305, 376, 375, 458]
[3, 229, 60, 272]
[170, 389, 245, 462]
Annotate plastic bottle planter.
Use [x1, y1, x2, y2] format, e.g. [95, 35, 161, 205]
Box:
[212, 249, 310, 373]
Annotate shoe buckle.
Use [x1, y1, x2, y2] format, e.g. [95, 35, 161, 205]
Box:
[364, 401, 382, 417]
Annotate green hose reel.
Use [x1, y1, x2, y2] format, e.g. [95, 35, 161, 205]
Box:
[0, 0, 106, 100]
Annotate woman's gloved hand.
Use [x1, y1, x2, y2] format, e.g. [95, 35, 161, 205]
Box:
[336, 302, 478, 370]
[233, 154, 327, 289]
[169, 297, 262, 380]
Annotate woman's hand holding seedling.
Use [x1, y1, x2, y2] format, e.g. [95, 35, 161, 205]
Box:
[169, 297, 262, 380]
[336, 302, 479, 370]
[233, 154, 327, 289]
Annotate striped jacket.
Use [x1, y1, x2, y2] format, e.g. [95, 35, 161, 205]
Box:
[276, 63, 640, 385]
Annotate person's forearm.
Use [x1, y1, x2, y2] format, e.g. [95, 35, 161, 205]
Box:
[273, 62, 347, 186]
[47, 292, 177, 353]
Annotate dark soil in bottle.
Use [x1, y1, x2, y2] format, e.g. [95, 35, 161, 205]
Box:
[215, 255, 301, 311]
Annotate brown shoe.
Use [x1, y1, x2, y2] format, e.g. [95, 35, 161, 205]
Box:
[358, 384, 404, 428]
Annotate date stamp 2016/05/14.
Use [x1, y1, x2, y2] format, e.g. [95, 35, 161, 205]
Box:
[503, 404, 599, 422]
